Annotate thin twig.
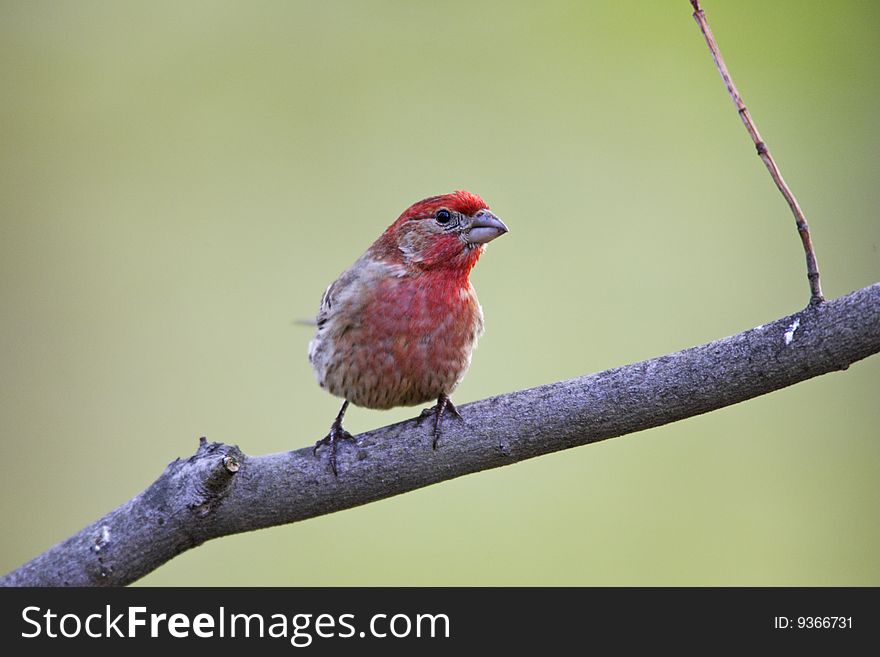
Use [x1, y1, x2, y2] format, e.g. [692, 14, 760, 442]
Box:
[2, 283, 877, 586]
[690, 0, 824, 305]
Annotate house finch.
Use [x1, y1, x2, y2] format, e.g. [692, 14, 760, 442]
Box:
[309, 190, 508, 474]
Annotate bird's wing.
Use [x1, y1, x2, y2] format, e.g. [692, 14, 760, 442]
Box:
[315, 257, 407, 329]
[315, 266, 361, 329]
[315, 282, 337, 329]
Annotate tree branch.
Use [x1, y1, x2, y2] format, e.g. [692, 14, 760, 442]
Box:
[3, 283, 878, 586]
[690, 0, 825, 304]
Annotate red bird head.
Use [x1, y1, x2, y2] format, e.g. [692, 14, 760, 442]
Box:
[372, 190, 508, 273]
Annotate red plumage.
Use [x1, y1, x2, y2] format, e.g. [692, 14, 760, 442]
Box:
[309, 191, 508, 474]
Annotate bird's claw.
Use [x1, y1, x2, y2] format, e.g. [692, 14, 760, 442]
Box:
[313, 425, 357, 476]
[418, 404, 463, 423]
[418, 394, 463, 450]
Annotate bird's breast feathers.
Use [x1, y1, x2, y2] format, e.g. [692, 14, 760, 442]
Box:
[309, 261, 484, 409]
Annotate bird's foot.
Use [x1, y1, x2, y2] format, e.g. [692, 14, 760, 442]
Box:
[418, 394, 464, 450]
[313, 422, 357, 476]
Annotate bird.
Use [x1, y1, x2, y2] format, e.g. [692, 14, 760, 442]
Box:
[308, 190, 508, 474]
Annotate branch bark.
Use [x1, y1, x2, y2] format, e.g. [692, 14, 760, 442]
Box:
[3, 283, 878, 586]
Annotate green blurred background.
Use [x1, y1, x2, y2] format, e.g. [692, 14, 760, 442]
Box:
[1, 0, 878, 586]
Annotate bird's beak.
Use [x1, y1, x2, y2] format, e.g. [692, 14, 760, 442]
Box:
[466, 210, 509, 245]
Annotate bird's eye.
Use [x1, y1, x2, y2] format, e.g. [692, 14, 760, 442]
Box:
[435, 209, 452, 224]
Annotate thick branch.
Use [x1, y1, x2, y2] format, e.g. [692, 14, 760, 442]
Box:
[3, 284, 878, 587]
[690, 0, 824, 304]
